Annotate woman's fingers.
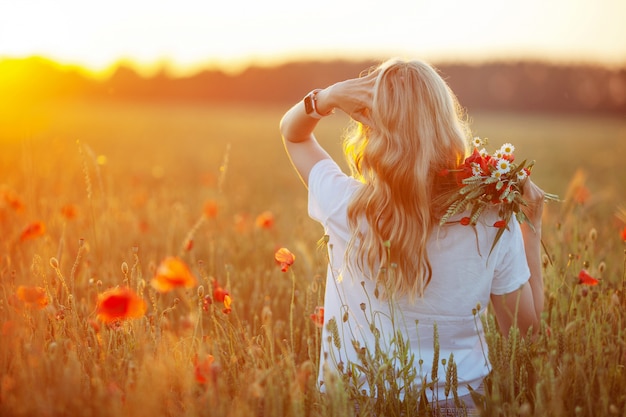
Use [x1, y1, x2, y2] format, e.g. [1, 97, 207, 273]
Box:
[522, 179, 545, 203]
[331, 73, 376, 118]
[521, 179, 545, 225]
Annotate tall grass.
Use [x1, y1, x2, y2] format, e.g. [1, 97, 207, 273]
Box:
[0, 101, 625, 416]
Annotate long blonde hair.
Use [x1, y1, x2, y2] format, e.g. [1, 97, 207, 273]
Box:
[344, 58, 469, 298]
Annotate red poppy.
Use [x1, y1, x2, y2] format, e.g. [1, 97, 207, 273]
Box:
[578, 269, 599, 286]
[493, 220, 507, 228]
[573, 185, 590, 205]
[310, 306, 324, 328]
[60, 204, 79, 220]
[151, 257, 198, 293]
[16, 285, 49, 309]
[621, 226, 626, 242]
[211, 279, 232, 314]
[464, 148, 489, 175]
[275, 248, 296, 272]
[138, 220, 150, 233]
[19, 221, 46, 241]
[2, 189, 25, 212]
[255, 210, 275, 229]
[193, 353, 216, 384]
[460, 217, 471, 226]
[96, 287, 147, 323]
[203, 200, 218, 219]
[212, 279, 230, 302]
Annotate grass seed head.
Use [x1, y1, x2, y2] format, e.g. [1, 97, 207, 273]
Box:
[49, 257, 59, 270]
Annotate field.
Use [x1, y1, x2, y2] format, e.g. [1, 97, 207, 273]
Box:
[1, 100, 625, 416]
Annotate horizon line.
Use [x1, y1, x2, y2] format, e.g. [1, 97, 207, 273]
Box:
[1, 52, 624, 81]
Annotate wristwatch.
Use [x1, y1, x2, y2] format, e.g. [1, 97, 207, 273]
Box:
[303, 89, 331, 119]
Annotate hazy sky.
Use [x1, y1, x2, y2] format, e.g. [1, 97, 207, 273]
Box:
[0, 0, 624, 74]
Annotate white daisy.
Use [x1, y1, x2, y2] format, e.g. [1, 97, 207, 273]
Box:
[496, 158, 511, 174]
[491, 170, 503, 179]
[500, 143, 515, 155]
[517, 169, 528, 181]
[479, 148, 489, 157]
[493, 150, 504, 160]
[472, 136, 483, 148]
[471, 162, 482, 176]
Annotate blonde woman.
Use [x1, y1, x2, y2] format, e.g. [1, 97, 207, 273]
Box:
[280, 58, 545, 414]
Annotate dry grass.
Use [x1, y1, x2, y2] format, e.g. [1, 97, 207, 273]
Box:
[1, 101, 625, 416]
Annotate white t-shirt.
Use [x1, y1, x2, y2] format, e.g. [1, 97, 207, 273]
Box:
[308, 158, 530, 400]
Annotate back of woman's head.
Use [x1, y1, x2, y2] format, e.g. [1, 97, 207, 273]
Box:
[344, 58, 469, 298]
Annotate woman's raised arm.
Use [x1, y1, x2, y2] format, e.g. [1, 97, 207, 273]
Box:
[279, 73, 376, 186]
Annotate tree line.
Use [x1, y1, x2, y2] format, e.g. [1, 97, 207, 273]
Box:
[1, 57, 624, 115]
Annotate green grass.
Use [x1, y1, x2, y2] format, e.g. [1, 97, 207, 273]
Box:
[0, 101, 625, 416]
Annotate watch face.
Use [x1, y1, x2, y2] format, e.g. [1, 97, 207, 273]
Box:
[304, 94, 315, 114]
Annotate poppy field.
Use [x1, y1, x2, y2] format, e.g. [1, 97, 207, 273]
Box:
[1, 101, 626, 416]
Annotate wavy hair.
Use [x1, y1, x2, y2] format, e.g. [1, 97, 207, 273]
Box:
[344, 58, 470, 298]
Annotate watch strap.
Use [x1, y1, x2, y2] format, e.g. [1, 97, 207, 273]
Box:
[303, 89, 329, 119]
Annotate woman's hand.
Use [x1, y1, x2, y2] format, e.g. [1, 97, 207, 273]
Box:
[279, 70, 378, 186]
[521, 179, 545, 230]
[316, 71, 377, 126]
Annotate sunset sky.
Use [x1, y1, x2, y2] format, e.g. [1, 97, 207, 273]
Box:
[1, 0, 625, 75]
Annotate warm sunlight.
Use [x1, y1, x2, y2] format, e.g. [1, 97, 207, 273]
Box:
[1, 1, 626, 415]
[1, 0, 624, 74]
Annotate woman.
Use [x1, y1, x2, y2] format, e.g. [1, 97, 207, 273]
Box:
[280, 58, 545, 413]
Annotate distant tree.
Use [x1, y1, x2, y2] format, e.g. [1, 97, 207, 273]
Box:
[0, 57, 624, 115]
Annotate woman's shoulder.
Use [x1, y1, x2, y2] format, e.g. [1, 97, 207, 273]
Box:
[309, 158, 360, 193]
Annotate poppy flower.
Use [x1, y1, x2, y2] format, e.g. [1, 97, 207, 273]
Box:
[255, 210, 275, 229]
[578, 269, 599, 286]
[60, 204, 79, 220]
[621, 226, 626, 242]
[19, 221, 46, 241]
[275, 248, 295, 272]
[2, 189, 25, 212]
[310, 306, 324, 328]
[151, 257, 198, 293]
[203, 200, 218, 219]
[573, 185, 590, 205]
[96, 287, 146, 323]
[138, 220, 150, 233]
[493, 220, 507, 228]
[464, 148, 489, 176]
[193, 353, 216, 384]
[16, 285, 49, 309]
[212, 279, 230, 302]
